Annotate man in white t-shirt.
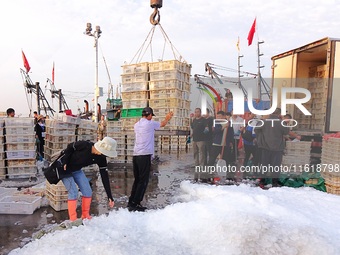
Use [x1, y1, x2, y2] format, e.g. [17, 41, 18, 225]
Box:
[128, 107, 173, 212]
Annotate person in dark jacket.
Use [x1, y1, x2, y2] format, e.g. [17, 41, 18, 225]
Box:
[35, 115, 45, 157]
[208, 111, 234, 166]
[61, 137, 117, 221]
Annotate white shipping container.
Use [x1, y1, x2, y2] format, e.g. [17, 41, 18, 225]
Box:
[0, 195, 41, 214]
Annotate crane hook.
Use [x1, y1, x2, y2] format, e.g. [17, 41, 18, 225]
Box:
[150, 7, 161, 25]
[150, 0, 162, 25]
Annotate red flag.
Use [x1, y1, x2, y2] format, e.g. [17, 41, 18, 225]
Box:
[52, 62, 55, 84]
[22, 50, 31, 73]
[247, 18, 256, 46]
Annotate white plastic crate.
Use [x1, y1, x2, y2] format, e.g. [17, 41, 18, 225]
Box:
[46, 127, 76, 135]
[149, 89, 182, 99]
[107, 126, 122, 133]
[62, 115, 80, 124]
[0, 152, 4, 160]
[121, 82, 148, 92]
[45, 141, 69, 150]
[6, 150, 36, 159]
[122, 100, 148, 109]
[0, 168, 6, 179]
[183, 82, 191, 92]
[77, 128, 94, 135]
[5, 135, 35, 143]
[107, 120, 123, 128]
[0, 160, 4, 168]
[122, 62, 148, 74]
[149, 79, 183, 90]
[149, 70, 183, 81]
[7, 166, 37, 178]
[4, 118, 34, 127]
[79, 120, 98, 130]
[5, 126, 34, 135]
[45, 119, 77, 129]
[45, 134, 77, 143]
[121, 73, 149, 83]
[77, 134, 97, 141]
[44, 146, 63, 158]
[121, 91, 148, 101]
[6, 143, 36, 151]
[148, 60, 182, 72]
[149, 98, 183, 108]
[0, 195, 41, 214]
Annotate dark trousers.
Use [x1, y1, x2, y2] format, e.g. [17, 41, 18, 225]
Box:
[243, 144, 258, 167]
[204, 140, 213, 165]
[208, 145, 227, 166]
[129, 155, 151, 204]
[261, 149, 283, 182]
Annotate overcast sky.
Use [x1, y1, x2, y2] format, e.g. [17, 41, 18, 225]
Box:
[1, 0, 340, 116]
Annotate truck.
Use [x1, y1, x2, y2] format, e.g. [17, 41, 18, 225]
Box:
[271, 37, 340, 134]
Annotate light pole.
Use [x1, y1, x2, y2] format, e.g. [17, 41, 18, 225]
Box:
[85, 23, 102, 122]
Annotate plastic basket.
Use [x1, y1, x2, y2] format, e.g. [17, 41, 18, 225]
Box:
[6, 150, 36, 159]
[5, 135, 35, 143]
[4, 118, 34, 127]
[122, 100, 148, 109]
[122, 62, 148, 74]
[45, 119, 77, 129]
[149, 89, 183, 99]
[0, 195, 41, 214]
[5, 126, 34, 135]
[121, 72, 149, 83]
[149, 70, 183, 81]
[121, 91, 148, 101]
[45, 134, 76, 143]
[149, 79, 183, 90]
[7, 159, 36, 167]
[6, 143, 36, 151]
[121, 108, 144, 118]
[121, 82, 148, 92]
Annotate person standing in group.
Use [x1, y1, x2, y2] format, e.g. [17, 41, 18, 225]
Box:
[6, 108, 15, 117]
[208, 111, 234, 166]
[203, 108, 214, 165]
[97, 115, 107, 141]
[230, 111, 245, 165]
[35, 115, 46, 157]
[241, 113, 259, 168]
[128, 107, 173, 212]
[33, 111, 38, 124]
[255, 108, 290, 187]
[191, 108, 207, 167]
[61, 137, 117, 221]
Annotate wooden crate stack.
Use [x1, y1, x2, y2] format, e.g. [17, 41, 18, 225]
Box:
[0, 120, 5, 179]
[44, 115, 78, 162]
[45, 180, 68, 211]
[295, 65, 327, 130]
[321, 137, 340, 195]
[149, 60, 191, 131]
[77, 119, 97, 142]
[282, 141, 311, 172]
[4, 118, 36, 179]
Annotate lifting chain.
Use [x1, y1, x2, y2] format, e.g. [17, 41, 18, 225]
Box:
[150, 0, 162, 25]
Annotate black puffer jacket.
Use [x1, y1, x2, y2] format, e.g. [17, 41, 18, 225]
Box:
[61, 140, 113, 201]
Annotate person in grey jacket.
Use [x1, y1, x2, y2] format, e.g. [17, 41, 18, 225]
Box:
[255, 108, 289, 186]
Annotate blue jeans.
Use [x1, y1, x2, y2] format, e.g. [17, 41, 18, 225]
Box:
[62, 170, 92, 200]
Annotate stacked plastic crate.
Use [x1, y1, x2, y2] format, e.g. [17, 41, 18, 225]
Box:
[45, 180, 68, 211]
[321, 137, 340, 195]
[0, 120, 5, 179]
[4, 118, 36, 178]
[282, 141, 311, 173]
[148, 60, 191, 132]
[44, 114, 78, 162]
[106, 120, 125, 163]
[77, 119, 97, 142]
[121, 62, 149, 131]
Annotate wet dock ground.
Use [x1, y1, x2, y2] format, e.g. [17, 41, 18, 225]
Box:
[0, 151, 194, 255]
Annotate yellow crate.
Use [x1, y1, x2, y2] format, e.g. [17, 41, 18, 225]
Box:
[149, 98, 183, 108]
[149, 89, 182, 99]
[121, 91, 148, 101]
[149, 79, 183, 90]
[121, 62, 148, 74]
[149, 70, 183, 81]
[121, 73, 149, 83]
[121, 82, 148, 92]
[325, 184, 340, 196]
[148, 60, 181, 72]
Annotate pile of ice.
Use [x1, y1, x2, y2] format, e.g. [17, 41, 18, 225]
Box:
[9, 181, 340, 255]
